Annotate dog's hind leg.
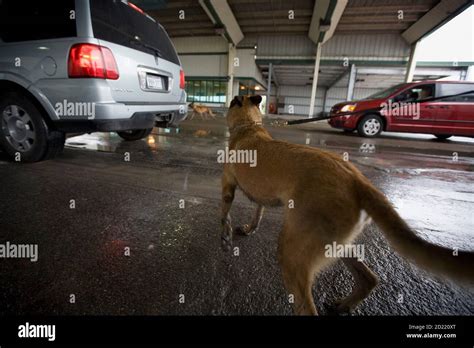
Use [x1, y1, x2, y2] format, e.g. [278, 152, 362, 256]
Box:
[278, 224, 324, 315]
[221, 170, 236, 251]
[333, 257, 378, 313]
[235, 205, 264, 236]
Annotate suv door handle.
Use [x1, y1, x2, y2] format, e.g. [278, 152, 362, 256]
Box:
[439, 105, 450, 109]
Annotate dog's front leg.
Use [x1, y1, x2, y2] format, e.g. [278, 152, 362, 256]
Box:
[236, 205, 264, 236]
[221, 171, 236, 251]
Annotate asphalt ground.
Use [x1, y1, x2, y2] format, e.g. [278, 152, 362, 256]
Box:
[0, 116, 473, 315]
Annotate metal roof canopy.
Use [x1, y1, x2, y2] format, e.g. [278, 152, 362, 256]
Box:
[136, 0, 473, 88]
[137, 0, 471, 42]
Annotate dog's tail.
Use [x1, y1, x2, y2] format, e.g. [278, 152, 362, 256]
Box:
[356, 177, 474, 284]
[208, 108, 215, 117]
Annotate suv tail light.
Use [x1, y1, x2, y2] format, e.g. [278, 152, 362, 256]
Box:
[128, 2, 144, 14]
[179, 69, 185, 89]
[68, 43, 119, 80]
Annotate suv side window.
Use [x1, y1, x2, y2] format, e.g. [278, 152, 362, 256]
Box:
[437, 83, 474, 103]
[395, 84, 435, 103]
[0, 0, 76, 42]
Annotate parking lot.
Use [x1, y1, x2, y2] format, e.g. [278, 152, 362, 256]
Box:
[1, 116, 473, 315]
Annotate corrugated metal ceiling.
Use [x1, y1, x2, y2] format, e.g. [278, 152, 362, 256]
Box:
[137, 0, 440, 38]
[228, 0, 314, 36]
[337, 0, 439, 34]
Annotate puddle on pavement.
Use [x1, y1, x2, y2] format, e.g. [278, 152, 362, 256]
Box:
[66, 128, 182, 153]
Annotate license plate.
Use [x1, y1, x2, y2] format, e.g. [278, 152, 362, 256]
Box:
[146, 75, 164, 90]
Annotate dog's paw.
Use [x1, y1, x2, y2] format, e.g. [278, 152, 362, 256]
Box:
[235, 224, 254, 236]
[327, 299, 353, 316]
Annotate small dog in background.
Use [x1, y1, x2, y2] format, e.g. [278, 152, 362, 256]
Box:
[189, 102, 215, 120]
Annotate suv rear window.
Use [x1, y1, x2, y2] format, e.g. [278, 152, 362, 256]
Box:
[0, 0, 76, 42]
[90, 0, 180, 66]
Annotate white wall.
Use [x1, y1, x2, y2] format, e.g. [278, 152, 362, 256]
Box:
[172, 37, 265, 88]
[322, 34, 410, 61]
[234, 49, 266, 86]
[179, 54, 228, 76]
[172, 36, 228, 53]
[256, 34, 410, 61]
[257, 35, 315, 57]
[277, 85, 326, 116]
[277, 85, 385, 115]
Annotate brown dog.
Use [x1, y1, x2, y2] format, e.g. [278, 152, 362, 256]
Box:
[220, 95, 474, 315]
[189, 102, 215, 120]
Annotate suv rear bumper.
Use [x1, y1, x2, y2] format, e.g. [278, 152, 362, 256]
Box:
[52, 102, 187, 132]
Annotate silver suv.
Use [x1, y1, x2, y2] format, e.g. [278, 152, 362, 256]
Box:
[0, 0, 187, 162]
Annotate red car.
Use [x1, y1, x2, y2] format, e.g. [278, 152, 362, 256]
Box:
[328, 80, 474, 139]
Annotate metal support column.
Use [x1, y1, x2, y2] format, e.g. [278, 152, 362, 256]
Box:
[465, 65, 474, 81]
[405, 41, 419, 83]
[265, 63, 272, 114]
[346, 64, 356, 101]
[226, 44, 236, 107]
[321, 88, 328, 115]
[308, 42, 322, 118]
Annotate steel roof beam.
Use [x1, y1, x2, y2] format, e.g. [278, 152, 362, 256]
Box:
[308, 0, 347, 44]
[402, 0, 471, 44]
[199, 0, 244, 45]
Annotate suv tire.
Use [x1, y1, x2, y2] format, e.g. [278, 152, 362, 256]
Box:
[357, 114, 383, 138]
[117, 128, 153, 141]
[0, 92, 65, 162]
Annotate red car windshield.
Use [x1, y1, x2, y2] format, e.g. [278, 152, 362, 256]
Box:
[363, 83, 406, 100]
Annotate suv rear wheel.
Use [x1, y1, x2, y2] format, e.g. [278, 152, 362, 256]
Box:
[0, 92, 65, 162]
[357, 114, 383, 137]
[116, 128, 153, 141]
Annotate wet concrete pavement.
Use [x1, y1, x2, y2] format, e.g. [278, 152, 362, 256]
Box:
[0, 116, 473, 315]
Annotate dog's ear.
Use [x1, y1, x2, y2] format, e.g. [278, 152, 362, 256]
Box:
[249, 95, 262, 106]
[230, 96, 243, 108]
